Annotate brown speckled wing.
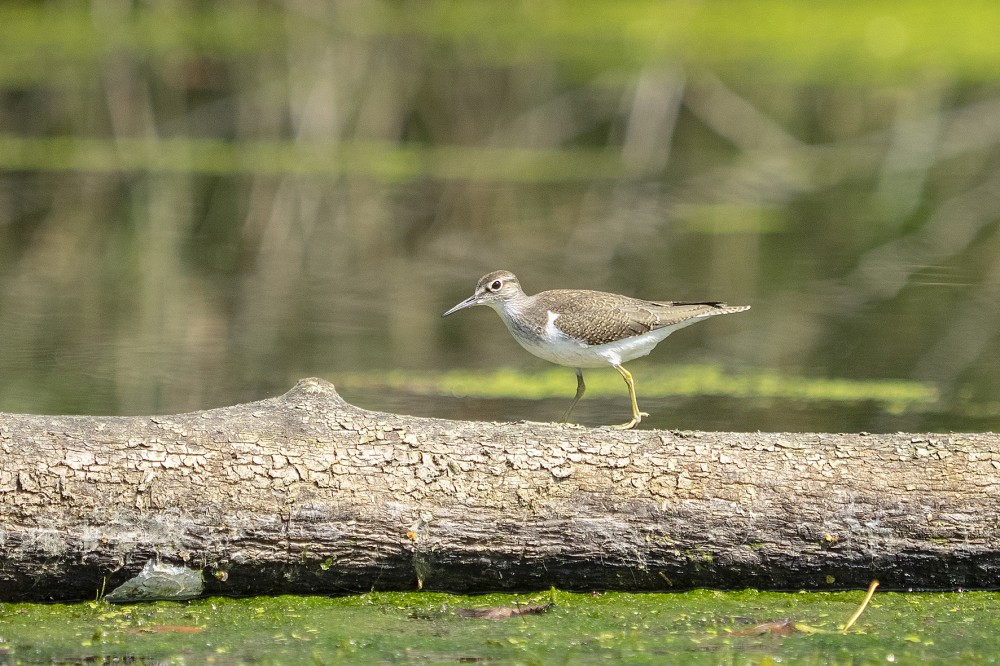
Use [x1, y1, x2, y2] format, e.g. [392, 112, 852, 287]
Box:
[533, 289, 748, 346]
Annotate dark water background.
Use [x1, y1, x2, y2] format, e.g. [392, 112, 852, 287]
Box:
[1, 1, 999, 433]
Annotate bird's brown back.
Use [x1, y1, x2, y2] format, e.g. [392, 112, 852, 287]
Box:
[530, 289, 749, 346]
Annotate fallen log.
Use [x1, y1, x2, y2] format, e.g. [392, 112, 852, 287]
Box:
[0, 377, 997, 601]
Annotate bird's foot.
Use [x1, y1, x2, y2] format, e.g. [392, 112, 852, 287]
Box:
[608, 411, 649, 430]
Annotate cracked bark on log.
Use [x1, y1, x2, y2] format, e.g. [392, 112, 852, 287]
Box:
[1, 377, 998, 601]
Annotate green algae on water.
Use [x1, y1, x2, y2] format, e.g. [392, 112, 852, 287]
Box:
[1, 589, 999, 664]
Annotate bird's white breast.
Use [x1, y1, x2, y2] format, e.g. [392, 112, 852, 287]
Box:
[498, 309, 696, 368]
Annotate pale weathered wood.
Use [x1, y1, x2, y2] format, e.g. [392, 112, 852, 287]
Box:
[1, 378, 998, 601]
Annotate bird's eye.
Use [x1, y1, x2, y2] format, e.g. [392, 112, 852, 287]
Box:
[490, 280, 502, 291]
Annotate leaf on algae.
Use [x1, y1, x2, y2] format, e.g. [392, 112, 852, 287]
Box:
[455, 603, 553, 619]
[125, 625, 205, 635]
[729, 619, 796, 637]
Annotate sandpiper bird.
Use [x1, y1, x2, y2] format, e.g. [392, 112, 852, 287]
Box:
[442, 270, 749, 429]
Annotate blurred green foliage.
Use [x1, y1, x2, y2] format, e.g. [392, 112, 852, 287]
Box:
[2, 1, 999, 83]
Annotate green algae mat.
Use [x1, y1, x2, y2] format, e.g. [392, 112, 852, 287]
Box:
[2, 589, 999, 664]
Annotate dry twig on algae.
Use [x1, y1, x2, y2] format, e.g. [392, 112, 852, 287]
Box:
[842, 580, 880, 633]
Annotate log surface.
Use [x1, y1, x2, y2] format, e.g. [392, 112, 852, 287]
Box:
[1, 378, 998, 601]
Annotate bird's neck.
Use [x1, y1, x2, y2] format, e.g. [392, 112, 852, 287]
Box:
[492, 294, 544, 338]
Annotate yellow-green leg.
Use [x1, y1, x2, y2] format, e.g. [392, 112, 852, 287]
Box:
[561, 368, 586, 422]
[612, 364, 648, 429]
